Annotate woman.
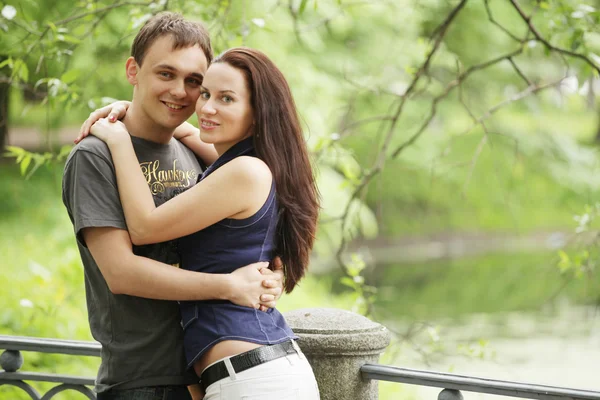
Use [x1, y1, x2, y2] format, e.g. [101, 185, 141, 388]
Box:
[85, 47, 320, 399]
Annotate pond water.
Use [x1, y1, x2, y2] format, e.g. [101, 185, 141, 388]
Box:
[391, 304, 600, 399]
[369, 251, 600, 399]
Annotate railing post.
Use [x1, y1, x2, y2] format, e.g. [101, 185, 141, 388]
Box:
[438, 388, 464, 399]
[0, 349, 23, 372]
[284, 308, 391, 400]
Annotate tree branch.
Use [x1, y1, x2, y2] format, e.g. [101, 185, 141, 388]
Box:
[55, 1, 154, 26]
[508, 0, 600, 74]
[334, 0, 470, 275]
[508, 56, 533, 86]
[391, 48, 523, 159]
[460, 77, 566, 137]
[483, 0, 522, 42]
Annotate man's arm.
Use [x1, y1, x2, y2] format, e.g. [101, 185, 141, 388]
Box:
[84, 226, 281, 308]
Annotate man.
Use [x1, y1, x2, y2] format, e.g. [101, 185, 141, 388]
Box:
[62, 12, 283, 400]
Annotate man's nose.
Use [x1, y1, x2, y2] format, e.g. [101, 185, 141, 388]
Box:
[170, 80, 187, 98]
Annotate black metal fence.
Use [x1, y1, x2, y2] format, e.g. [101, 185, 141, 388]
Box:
[361, 364, 600, 399]
[2, 334, 600, 399]
[0, 335, 99, 399]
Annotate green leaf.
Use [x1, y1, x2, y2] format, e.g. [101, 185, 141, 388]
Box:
[4, 146, 24, 159]
[47, 21, 58, 33]
[61, 69, 80, 85]
[570, 29, 584, 51]
[0, 57, 11, 69]
[299, 0, 309, 15]
[558, 250, 572, 272]
[5, 145, 23, 154]
[340, 276, 356, 289]
[57, 145, 74, 161]
[20, 154, 31, 176]
[544, 45, 551, 56]
[57, 34, 81, 44]
[34, 78, 48, 90]
[17, 61, 28, 82]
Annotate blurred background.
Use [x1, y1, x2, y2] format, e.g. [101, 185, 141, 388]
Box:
[1, 0, 600, 398]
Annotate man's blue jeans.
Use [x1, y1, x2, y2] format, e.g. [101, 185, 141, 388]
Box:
[97, 386, 192, 400]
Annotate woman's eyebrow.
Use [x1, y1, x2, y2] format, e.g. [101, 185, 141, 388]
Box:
[200, 86, 237, 95]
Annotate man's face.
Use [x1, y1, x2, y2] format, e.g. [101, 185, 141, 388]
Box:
[130, 35, 208, 131]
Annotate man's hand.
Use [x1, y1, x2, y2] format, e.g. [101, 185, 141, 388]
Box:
[76, 101, 131, 144]
[228, 262, 281, 310]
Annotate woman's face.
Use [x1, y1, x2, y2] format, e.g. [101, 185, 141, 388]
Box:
[196, 62, 254, 154]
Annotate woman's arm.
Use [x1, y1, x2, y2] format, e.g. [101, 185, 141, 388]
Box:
[90, 118, 272, 245]
[76, 101, 131, 144]
[76, 100, 218, 165]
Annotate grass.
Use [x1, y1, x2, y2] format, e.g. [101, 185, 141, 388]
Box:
[0, 162, 98, 399]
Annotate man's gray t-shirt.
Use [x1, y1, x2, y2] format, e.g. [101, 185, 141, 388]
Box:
[62, 135, 201, 392]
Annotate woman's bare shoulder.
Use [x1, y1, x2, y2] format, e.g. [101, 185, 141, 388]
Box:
[222, 156, 272, 185]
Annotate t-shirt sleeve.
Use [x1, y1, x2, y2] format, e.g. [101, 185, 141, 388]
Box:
[62, 148, 127, 247]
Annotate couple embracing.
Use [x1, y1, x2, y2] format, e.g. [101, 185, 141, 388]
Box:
[63, 11, 320, 400]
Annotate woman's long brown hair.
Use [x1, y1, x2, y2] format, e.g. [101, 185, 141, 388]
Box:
[215, 48, 319, 293]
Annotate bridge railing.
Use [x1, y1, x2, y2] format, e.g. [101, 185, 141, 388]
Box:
[2, 308, 600, 400]
[0, 335, 99, 399]
[360, 363, 600, 400]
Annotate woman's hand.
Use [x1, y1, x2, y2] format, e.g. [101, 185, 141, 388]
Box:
[89, 118, 130, 146]
[173, 121, 200, 141]
[75, 101, 131, 144]
[227, 262, 282, 310]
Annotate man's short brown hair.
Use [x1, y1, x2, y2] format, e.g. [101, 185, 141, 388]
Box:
[131, 12, 212, 66]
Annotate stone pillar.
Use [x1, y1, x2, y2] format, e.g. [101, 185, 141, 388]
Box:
[284, 308, 391, 400]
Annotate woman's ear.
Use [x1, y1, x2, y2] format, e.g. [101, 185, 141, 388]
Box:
[125, 57, 139, 85]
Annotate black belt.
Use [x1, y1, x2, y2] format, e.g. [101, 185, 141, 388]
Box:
[200, 340, 297, 392]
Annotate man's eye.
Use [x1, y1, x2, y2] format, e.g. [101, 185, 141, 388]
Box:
[159, 72, 172, 78]
[187, 78, 202, 86]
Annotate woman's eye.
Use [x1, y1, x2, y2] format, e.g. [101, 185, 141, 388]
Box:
[200, 92, 210, 99]
[222, 96, 233, 103]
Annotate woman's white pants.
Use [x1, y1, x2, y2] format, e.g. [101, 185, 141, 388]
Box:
[203, 347, 320, 400]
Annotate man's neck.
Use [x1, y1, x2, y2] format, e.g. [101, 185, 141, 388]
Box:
[123, 102, 174, 145]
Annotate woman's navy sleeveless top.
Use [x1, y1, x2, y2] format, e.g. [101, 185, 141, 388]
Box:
[178, 137, 296, 368]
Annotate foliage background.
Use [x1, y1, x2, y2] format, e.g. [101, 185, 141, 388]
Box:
[2, 0, 600, 398]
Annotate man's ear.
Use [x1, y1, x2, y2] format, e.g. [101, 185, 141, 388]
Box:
[125, 57, 139, 85]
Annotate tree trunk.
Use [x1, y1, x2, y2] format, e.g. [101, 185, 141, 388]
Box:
[596, 110, 600, 144]
[0, 81, 8, 151]
[0, 56, 8, 151]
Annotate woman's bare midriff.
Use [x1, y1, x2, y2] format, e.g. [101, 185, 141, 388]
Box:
[193, 340, 264, 378]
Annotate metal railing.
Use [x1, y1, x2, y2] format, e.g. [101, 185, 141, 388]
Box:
[0, 335, 100, 399]
[361, 364, 600, 399]
[3, 334, 600, 399]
